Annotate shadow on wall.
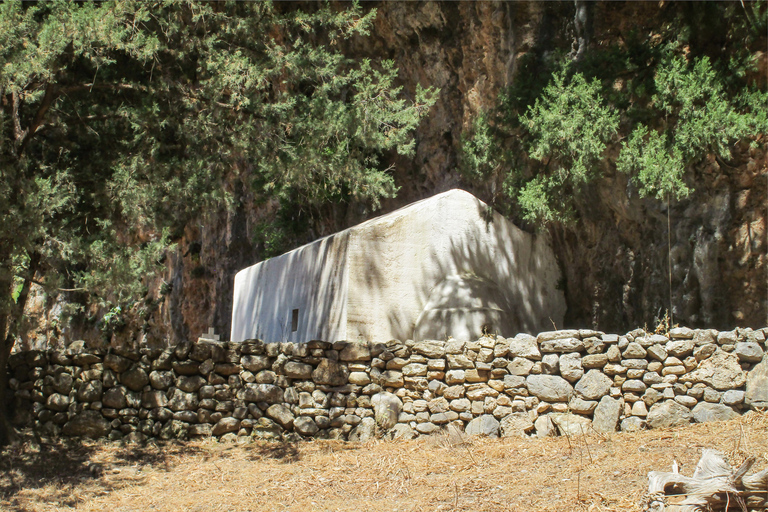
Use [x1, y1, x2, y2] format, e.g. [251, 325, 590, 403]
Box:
[232, 189, 565, 343]
[376, 199, 565, 341]
[231, 233, 350, 343]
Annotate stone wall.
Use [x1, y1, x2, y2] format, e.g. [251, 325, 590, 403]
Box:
[8, 327, 768, 443]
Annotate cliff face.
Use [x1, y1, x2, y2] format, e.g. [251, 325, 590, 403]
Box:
[21, 1, 766, 351]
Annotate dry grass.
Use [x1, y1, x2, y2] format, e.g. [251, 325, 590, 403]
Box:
[2, 411, 767, 512]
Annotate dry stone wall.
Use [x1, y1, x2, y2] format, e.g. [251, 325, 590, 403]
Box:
[8, 327, 768, 443]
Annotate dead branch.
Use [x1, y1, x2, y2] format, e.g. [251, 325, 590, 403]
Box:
[641, 449, 768, 512]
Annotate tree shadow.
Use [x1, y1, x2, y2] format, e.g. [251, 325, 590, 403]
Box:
[245, 441, 301, 463]
[0, 434, 204, 512]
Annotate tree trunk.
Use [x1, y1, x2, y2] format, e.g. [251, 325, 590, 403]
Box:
[0, 251, 40, 447]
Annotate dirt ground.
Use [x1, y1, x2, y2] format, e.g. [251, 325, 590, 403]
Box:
[2, 411, 767, 512]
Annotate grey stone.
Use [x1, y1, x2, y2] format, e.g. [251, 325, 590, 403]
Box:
[507, 357, 534, 376]
[646, 345, 667, 362]
[607, 344, 622, 362]
[704, 388, 722, 403]
[540, 337, 583, 353]
[103, 386, 131, 409]
[503, 374, 526, 390]
[745, 356, 768, 409]
[574, 370, 613, 400]
[266, 404, 294, 428]
[682, 350, 746, 390]
[312, 359, 349, 386]
[541, 353, 560, 374]
[379, 370, 404, 387]
[549, 413, 592, 436]
[212, 417, 240, 436]
[508, 334, 541, 360]
[283, 361, 313, 379]
[372, 392, 402, 430]
[46, 393, 70, 412]
[717, 330, 739, 344]
[694, 344, 717, 362]
[465, 414, 499, 437]
[445, 370, 466, 384]
[666, 340, 695, 358]
[389, 424, 417, 440]
[446, 354, 474, 369]
[431, 412, 459, 424]
[537, 330, 580, 342]
[189, 424, 213, 437]
[142, 390, 168, 408]
[252, 417, 283, 440]
[692, 403, 739, 423]
[622, 380, 647, 393]
[349, 417, 376, 441]
[172, 361, 200, 376]
[669, 327, 694, 339]
[631, 401, 648, 417]
[526, 375, 573, 402]
[620, 416, 647, 432]
[413, 341, 445, 358]
[415, 422, 439, 435]
[62, 410, 110, 438]
[176, 375, 206, 393]
[734, 342, 764, 363]
[569, 397, 598, 414]
[722, 389, 744, 406]
[52, 373, 73, 395]
[402, 363, 428, 377]
[647, 401, 693, 429]
[339, 343, 371, 361]
[168, 388, 199, 411]
[104, 354, 132, 373]
[77, 380, 103, 402]
[294, 416, 319, 436]
[582, 354, 608, 369]
[239, 383, 284, 404]
[241, 355, 271, 372]
[159, 420, 188, 440]
[149, 370, 174, 390]
[348, 372, 370, 385]
[450, 398, 471, 412]
[499, 412, 534, 437]
[559, 353, 583, 383]
[534, 415, 555, 437]
[674, 395, 698, 408]
[623, 343, 647, 359]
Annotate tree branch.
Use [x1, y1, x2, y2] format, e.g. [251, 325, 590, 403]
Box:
[17, 83, 57, 158]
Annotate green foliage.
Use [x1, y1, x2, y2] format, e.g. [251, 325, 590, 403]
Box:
[618, 53, 767, 199]
[517, 65, 619, 222]
[462, 6, 766, 224]
[0, 0, 437, 343]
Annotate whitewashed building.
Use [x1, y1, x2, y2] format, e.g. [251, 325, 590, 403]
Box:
[231, 189, 565, 343]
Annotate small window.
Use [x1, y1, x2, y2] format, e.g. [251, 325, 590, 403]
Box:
[291, 309, 299, 332]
